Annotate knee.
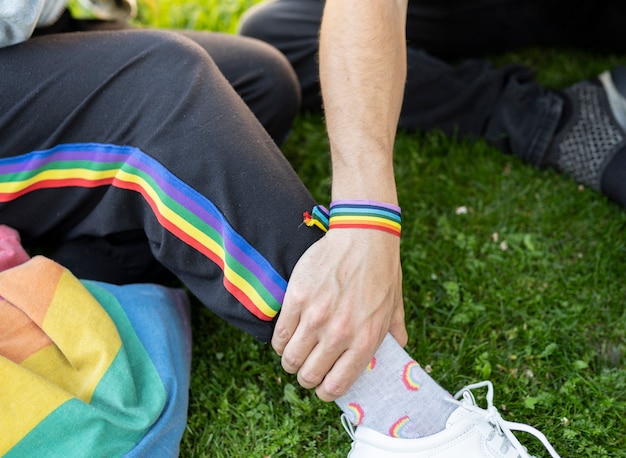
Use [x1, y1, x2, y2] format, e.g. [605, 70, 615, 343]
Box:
[238, 0, 323, 49]
[125, 29, 299, 144]
[255, 42, 301, 144]
[244, 37, 301, 108]
[238, 2, 281, 43]
[115, 29, 300, 145]
[130, 30, 218, 81]
[117, 29, 237, 110]
[234, 37, 301, 144]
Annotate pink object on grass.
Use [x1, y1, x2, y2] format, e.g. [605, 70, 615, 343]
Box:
[0, 225, 31, 272]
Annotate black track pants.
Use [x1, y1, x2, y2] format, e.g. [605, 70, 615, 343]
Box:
[0, 29, 321, 342]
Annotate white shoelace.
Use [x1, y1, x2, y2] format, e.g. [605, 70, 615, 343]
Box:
[448, 380, 561, 458]
[341, 380, 561, 458]
[341, 413, 357, 440]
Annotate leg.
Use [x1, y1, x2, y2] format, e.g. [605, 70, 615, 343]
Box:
[405, 0, 626, 60]
[177, 30, 300, 145]
[0, 29, 320, 342]
[238, 0, 626, 114]
[0, 26, 562, 458]
[240, 0, 626, 208]
[239, 1, 562, 159]
[36, 9, 300, 145]
[403, 0, 626, 199]
[239, 0, 324, 111]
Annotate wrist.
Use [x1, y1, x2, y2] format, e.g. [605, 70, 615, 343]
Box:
[304, 199, 401, 237]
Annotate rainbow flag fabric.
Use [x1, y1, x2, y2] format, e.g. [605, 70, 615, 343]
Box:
[0, 256, 192, 457]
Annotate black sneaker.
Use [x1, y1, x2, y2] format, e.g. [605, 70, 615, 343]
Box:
[546, 67, 626, 208]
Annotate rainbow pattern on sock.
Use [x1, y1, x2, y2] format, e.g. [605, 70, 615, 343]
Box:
[367, 356, 377, 371]
[347, 402, 365, 425]
[389, 415, 410, 438]
[402, 361, 421, 391]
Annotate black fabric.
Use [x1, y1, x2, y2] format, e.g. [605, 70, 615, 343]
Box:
[34, 10, 301, 145]
[611, 66, 626, 101]
[239, 0, 626, 161]
[239, 0, 323, 113]
[602, 147, 626, 208]
[0, 29, 322, 341]
[404, 0, 626, 60]
[50, 232, 175, 284]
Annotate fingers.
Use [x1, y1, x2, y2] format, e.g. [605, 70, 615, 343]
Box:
[272, 243, 321, 358]
[272, 272, 318, 372]
[275, 301, 366, 397]
[314, 339, 379, 402]
[273, 287, 404, 400]
[278, 323, 319, 375]
[315, 356, 359, 402]
[271, 308, 298, 357]
[295, 340, 344, 391]
[270, 231, 406, 401]
[276, 295, 337, 379]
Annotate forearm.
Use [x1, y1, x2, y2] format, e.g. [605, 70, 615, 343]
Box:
[319, 0, 408, 203]
[274, 0, 409, 401]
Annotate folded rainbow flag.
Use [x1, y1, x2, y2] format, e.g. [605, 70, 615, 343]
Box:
[0, 256, 192, 457]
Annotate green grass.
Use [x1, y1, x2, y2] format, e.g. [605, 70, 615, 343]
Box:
[135, 0, 259, 32]
[136, 2, 626, 456]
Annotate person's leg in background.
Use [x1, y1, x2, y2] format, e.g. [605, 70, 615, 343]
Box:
[403, 0, 626, 60]
[403, 0, 626, 208]
[238, 0, 626, 208]
[0, 26, 558, 457]
[239, 0, 324, 111]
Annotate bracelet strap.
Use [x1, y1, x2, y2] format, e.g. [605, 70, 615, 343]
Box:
[303, 199, 401, 236]
[303, 204, 330, 232]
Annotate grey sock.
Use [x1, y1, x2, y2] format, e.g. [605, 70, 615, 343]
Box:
[335, 333, 458, 438]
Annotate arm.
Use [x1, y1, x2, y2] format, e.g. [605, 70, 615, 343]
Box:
[272, 0, 409, 402]
[322, 0, 407, 203]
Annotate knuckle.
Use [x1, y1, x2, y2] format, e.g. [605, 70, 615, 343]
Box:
[306, 314, 328, 332]
[326, 324, 352, 347]
[281, 353, 302, 373]
[354, 334, 376, 354]
[287, 286, 311, 306]
[298, 369, 323, 389]
[320, 378, 347, 401]
[272, 325, 291, 343]
[271, 330, 289, 355]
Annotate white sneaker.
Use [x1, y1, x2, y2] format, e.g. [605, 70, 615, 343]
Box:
[343, 380, 561, 458]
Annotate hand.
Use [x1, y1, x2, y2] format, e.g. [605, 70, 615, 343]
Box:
[272, 228, 407, 402]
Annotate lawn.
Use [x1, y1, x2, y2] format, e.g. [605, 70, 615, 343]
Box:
[135, 1, 626, 457]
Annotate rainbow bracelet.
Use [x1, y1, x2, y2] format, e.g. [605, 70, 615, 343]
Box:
[303, 199, 401, 237]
